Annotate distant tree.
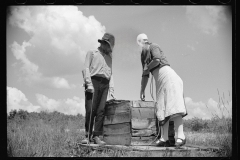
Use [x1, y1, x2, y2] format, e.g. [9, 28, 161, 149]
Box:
[8, 110, 17, 119]
[190, 117, 204, 132]
[17, 109, 29, 120]
[28, 111, 40, 121]
[77, 113, 84, 119]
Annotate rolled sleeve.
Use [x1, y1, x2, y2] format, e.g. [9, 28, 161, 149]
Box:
[82, 51, 93, 87]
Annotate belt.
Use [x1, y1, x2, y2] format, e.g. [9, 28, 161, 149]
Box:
[91, 76, 110, 83]
[149, 64, 160, 73]
[150, 64, 170, 74]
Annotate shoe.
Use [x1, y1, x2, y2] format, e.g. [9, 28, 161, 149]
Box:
[81, 137, 93, 144]
[93, 136, 106, 145]
[175, 138, 186, 148]
[155, 139, 171, 147]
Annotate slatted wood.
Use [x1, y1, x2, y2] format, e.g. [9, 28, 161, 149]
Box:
[103, 122, 131, 135]
[131, 118, 156, 130]
[105, 101, 131, 116]
[104, 112, 131, 125]
[132, 100, 155, 108]
[131, 107, 155, 119]
[103, 133, 132, 146]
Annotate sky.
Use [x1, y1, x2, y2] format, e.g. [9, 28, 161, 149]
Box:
[7, 5, 232, 119]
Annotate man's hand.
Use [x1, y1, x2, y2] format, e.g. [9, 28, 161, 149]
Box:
[110, 89, 116, 100]
[109, 87, 115, 100]
[85, 85, 94, 93]
[110, 93, 116, 100]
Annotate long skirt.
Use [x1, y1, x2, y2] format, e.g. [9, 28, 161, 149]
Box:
[152, 65, 187, 126]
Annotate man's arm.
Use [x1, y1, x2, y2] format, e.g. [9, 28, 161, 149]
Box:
[82, 51, 94, 92]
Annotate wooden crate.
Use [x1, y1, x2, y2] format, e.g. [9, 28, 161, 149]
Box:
[131, 100, 157, 136]
[103, 100, 132, 146]
[103, 100, 175, 145]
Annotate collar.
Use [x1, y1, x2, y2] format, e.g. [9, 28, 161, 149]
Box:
[98, 47, 112, 58]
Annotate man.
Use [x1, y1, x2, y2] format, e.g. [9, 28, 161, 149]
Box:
[81, 33, 115, 145]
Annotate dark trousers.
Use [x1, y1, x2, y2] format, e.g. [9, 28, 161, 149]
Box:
[84, 76, 109, 137]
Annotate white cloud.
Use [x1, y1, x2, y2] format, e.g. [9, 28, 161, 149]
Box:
[7, 86, 41, 114]
[52, 77, 71, 89]
[10, 41, 74, 89]
[10, 41, 39, 76]
[8, 6, 106, 88]
[186, 6, 227, 35]
[184, 97, 232, 119]
[36, 94, 85, 116]
[7, 86, 86, 116]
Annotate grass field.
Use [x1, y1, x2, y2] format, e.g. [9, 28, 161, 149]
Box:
[7, 110, 232, 157]
[7, 91, 232, 157]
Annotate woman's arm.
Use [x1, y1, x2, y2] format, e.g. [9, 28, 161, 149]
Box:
[146, 59, 160, 71]
[140, 75, 149, 100]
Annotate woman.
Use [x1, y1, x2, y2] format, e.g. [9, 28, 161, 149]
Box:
[136, 33, 188, 147]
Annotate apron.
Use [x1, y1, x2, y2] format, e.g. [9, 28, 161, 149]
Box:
[152, 65, 187, 125]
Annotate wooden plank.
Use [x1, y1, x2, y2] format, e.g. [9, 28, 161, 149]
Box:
[184, 144, 220, 151]
[78, 143, 134, 151]
[131, 118, 156, 130]
[104, 112, 131, 125]
[130, 145, 199, 151]
[103, 133, 131, 146]
[81, 137, 220, 152]
[132, 100, 155, 108]
[78, 143, 200, 151]
[103, 122, 131, 135]
[131, 107, 155, 119]
[105, 101, 131, 116]
[132, 129, 156, 137]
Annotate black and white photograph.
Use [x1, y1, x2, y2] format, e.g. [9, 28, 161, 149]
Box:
[7, 2, 233, 157]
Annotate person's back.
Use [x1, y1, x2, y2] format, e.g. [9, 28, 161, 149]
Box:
[137, 33, 187, 147]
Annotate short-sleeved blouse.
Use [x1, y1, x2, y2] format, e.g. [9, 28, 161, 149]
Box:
[141, 43, 170, 77]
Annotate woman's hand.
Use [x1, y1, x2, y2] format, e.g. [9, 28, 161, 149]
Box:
[142, 68, 150, 77]
[140, 89, 145, 101]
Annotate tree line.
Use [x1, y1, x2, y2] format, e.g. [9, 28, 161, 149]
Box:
[7, 109, 231, 134]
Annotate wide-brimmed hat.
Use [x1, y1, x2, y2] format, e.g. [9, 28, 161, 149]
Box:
[98, 33, 115, 51]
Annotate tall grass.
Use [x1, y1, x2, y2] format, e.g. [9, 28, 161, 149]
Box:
[7, 118, 85, 157]
[7, 91, 232, 157]
[207, 90, 232, 157]
[183, 90, 232, 157]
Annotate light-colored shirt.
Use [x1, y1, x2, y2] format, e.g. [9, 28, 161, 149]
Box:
[83, 48, 114, 93]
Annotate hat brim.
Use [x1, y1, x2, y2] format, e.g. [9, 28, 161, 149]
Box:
[98, 39, 113, 50]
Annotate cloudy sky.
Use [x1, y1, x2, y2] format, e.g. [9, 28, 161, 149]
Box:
[7, 6, 232, 119]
